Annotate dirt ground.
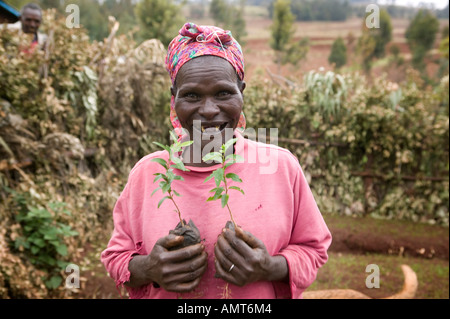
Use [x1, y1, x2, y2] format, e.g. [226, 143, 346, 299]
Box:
[327, 215, 449, 260]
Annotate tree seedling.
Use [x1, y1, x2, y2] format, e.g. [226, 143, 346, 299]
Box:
[202, 138, 244, 229]
[151, 132, 200, 248]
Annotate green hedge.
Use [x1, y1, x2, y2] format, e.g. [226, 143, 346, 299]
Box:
[244, 70, 449, 225]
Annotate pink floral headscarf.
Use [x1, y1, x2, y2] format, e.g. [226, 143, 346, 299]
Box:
[165, 23, 246, 137]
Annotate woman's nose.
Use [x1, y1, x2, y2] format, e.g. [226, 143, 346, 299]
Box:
[198, 97, 220, 119]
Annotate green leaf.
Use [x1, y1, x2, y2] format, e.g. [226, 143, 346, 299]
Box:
[209, 187, 225, 193]
[221, 194, 229, 208]
[56, 260, 70, 269]
[32, 238, 46, 248]
[207, 194, 222, 202]
[172, 190, 181, 197]
[150, 157, 168, 169]
[151, 187, 161, 196]
[169, 130, 179, 143]
[225, 153, 244, 164]
[153, 141, 170, 152]
[171, 157, 188, 171]
[223, 138, 238, 152]
[160, 180, 171, 193]
[208, 187, 225, 201]
[166, 170, 175, 182]
[28, 208, 52, 219]
[43, 228, 57, 240]
[229, 186, 245, 195]
[153, 173, 164, 183]
[212, 168, 224, 187]
[171, 143, 181, 153]
[31, 245, 40, 254]
[180, 140, 194, 148]
[226, 173, 242, 183]
[56, 244, 68, 256]
[157, 196, 171, 208]
[202, 152, 223, 163]
[45, 276, 62, 290]
[204, 172, 215, 183]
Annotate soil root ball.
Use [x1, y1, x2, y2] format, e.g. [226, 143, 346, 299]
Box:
[169, 219, 201, 250]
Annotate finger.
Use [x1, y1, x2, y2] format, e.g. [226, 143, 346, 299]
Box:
[214, 240, 231, 272]
[169, 250, 208, 275]
[156, 234, 184, 250]
[222, 228, 254, 257]
[161, 243, 205, 264]
[165, 274, 205, 293]
[215, 235, 250, 284]
[214, 256, 240, 287]
[235, 226, 265, 250]
[216, 234, 246, 267]
[166, 255, 208, 285]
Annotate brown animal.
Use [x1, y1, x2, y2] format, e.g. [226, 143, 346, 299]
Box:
[303, 265, 418, 299]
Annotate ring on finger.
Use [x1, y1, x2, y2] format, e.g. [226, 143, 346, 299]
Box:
[228, 264, 235, 272]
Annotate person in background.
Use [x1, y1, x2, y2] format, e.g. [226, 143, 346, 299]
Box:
[7, 3, 47, 53]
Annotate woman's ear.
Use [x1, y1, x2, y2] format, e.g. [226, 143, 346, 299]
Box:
[239, 81, 246, 94]
[170, 86, 176, 97]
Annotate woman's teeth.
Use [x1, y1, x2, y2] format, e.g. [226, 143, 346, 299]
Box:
[201, 125, 221, 133]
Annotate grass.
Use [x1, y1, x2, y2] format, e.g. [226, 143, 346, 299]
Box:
[323, 214, 449, 242]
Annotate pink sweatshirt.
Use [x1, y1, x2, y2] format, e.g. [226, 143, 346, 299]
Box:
[101, 131, 332, 299]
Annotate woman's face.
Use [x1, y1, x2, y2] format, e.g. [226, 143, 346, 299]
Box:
[172, 56, 245, 155]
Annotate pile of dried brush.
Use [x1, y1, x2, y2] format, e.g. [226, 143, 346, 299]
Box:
[0, 10, 171, 298]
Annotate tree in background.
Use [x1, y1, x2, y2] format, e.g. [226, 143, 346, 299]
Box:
[405, 9, 440, 71]
[268, 0, 349, 22]
[437, 26, 449, 77]
[371, 9, 393, 59]
[101, 0, 137, 36]
[281, 37, 309, 68]
[357, 9, 392, 73]
[209, 0, 247, 44]
[74, 0, 109, 41]
[210, 0, 229, 24]
[270, 0, 294, 73]
[357, 31, 376, 73]
[328, 37, 347, 70]
[135, 0, 184, 47]
[270, 0, 308, 74]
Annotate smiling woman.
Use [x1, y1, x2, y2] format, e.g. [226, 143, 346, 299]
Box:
[101, 22, 332, 299]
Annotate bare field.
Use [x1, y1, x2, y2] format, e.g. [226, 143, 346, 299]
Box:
[182, 8, 446, 81]
[241, 15, 448, 80]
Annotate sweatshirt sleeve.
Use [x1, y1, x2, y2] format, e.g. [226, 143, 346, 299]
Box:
[276, 165, 332, 299]
[100, 183, 144, 294]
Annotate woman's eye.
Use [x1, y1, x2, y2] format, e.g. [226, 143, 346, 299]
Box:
[184, 93, 198, 99]
[217, 91, 231, 98]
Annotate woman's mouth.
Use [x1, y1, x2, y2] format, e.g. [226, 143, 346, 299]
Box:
[192, 121, 229, 135]
[201, 122, 228, 134]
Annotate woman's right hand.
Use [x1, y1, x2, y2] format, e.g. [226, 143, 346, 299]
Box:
[126, 234, 208, 293]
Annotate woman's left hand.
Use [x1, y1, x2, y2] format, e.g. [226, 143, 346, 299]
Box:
[214, 225, 288, 286]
